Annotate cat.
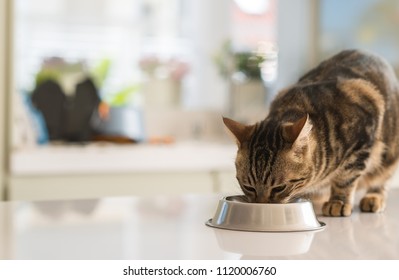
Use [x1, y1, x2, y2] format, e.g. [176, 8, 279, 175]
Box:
[223, 49, 399, 217]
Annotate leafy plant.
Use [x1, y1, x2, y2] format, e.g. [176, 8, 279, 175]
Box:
[35, 69, 61, 87]
[214, 40, 265, 80]
[105, 84, 141, 107]
[234, 52, 264, 80]
[90, 58, 112, 88]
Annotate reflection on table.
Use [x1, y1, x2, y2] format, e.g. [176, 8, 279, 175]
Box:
[1, 191, 399, 259]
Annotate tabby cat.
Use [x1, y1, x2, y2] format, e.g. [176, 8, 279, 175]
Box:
[223, 50, 399, 216]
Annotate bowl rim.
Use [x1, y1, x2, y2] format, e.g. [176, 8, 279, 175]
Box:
[205, 219, 326, 233]
[223, 195, 311, 205]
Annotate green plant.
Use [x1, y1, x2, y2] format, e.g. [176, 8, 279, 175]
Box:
[35, 69, 61, 87]
[213, 40, 265, 80]
[90, 58, 111, 88]
[235, 52, 264, 80]
[105, 84, 141, 107]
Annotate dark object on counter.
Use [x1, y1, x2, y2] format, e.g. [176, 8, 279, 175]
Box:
[64, 78, 100, 141]
[31, 80, 67, 140]
[31, 77, 101, 142]
[31, 77, 144, 143]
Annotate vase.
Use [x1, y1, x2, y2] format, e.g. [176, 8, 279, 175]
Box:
[230, 79, 267, 118]
[142, 77, 181, 109]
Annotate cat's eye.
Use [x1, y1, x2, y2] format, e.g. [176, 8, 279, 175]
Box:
[289, 178, 305, 183]
[242, 185, 256, 194]
[271, 185, 286, 194]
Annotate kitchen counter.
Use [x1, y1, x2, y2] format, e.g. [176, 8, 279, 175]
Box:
[10, 141, 236, 175]
[1, 189, 398, 260]
[8, 142, 399, 201]
[8, 142, 239, 200]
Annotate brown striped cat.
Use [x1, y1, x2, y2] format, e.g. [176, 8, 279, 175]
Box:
[223, 50, 399, 217]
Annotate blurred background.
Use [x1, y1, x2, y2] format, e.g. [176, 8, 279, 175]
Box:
[1, 0, 399, 201]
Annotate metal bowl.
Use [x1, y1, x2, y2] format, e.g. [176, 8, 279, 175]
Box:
[206, 195, 325, 232]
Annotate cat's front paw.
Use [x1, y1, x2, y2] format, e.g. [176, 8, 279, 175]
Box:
[360, 194, 385, 213]
[322, 200, 352, 217]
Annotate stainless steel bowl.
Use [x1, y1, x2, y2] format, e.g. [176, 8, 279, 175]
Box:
[206, 195, 325, 232]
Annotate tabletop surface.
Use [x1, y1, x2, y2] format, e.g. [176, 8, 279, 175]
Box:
[1, 189, 398, 260]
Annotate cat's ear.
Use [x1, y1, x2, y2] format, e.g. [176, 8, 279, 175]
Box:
[222, 117, 255, 146]
[282, 114, 312, 145]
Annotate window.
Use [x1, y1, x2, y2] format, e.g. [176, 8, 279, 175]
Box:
[319, 0, 399, 71]
[12, 0, 277, 147]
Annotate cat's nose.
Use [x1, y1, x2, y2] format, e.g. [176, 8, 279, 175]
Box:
[255, 195, 269, 203]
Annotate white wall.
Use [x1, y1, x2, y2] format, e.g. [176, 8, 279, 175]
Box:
[187, 0, 231, 110]
[276, 0, 318, 90]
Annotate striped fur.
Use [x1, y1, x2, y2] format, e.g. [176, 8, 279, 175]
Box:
[224, 50, 399, 216]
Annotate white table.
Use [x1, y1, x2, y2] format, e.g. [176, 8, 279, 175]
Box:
[1, 190, 398, 259]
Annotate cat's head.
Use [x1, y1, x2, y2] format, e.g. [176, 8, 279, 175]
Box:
[223, 114, 315, 203]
